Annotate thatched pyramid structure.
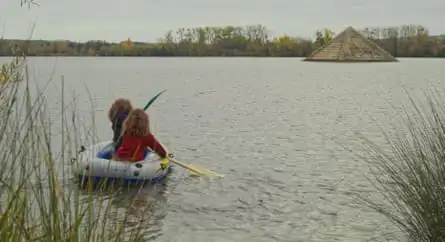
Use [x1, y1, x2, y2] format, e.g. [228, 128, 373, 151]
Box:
[303, 26, 398, 62]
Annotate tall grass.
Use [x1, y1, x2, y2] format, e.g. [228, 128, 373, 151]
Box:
[354, 91, 445, 241]
[0, 52, 164, 241]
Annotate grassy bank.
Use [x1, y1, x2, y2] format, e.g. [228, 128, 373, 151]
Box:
[353, 91, 445, 241]
[0, 55, 162, 241]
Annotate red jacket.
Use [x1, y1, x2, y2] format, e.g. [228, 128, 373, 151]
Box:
[115, 133, 167, 161]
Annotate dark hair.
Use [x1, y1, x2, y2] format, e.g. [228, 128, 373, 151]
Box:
[108, 98, 133, 121]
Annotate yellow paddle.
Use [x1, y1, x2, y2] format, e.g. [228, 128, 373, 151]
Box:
[167, 154, 224, 178]
[188, 164, 224, 177]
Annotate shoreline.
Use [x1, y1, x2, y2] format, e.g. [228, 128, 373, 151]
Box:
[0, 55, 444, 59]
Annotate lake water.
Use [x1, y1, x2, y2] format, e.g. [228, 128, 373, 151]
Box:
[2, 56, 444, 241]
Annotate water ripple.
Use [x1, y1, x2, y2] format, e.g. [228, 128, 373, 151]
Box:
[8, 57, 445, 241]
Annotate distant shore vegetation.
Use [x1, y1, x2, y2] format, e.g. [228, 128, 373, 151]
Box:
[1, 24, 444, 58]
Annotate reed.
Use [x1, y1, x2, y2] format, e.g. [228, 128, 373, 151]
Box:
[0, 53, 161, 241]
[353, 91, 445, 241]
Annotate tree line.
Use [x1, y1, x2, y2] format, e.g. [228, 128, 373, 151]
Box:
[0, 24, 444, 57]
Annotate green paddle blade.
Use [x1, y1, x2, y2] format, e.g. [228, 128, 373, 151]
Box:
[143, 90, 167, 110]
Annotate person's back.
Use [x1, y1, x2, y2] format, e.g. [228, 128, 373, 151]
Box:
[115, 132, 167, 161]
[112, 108, 168, 162]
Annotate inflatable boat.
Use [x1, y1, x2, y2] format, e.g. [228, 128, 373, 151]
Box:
[74, 141, 172, 185]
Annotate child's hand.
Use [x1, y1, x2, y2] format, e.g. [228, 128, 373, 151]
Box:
[160, 158, 169, 170]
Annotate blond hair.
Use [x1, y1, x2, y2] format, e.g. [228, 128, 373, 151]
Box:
[121, 108, 150, 137]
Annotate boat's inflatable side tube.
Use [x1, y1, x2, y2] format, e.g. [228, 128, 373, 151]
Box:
[75, 141, 170, 182]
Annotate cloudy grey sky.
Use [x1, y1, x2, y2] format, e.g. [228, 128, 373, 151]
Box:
[1, 0, 443, 43]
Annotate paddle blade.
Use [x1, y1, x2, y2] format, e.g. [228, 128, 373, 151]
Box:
[168, 158, 206, 175]
[189, 164, 224, 178]
[143, 89, 167, 110]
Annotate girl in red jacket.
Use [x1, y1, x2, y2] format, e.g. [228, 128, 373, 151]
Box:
[111, 108, 169, 168]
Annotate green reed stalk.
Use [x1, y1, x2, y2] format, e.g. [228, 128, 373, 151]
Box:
[352, 90, 445, 241]
[0, 46, 159, 241]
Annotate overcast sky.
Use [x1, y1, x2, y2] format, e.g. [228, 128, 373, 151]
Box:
[1, 0, 443, 43]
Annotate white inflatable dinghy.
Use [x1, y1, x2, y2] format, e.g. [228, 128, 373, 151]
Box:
[74, 140, 171, 185]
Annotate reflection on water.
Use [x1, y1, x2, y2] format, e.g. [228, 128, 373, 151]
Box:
[76, 176, 179, 241]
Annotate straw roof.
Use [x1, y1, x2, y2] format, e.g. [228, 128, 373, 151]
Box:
[303, 26, 398, 62]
